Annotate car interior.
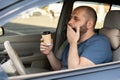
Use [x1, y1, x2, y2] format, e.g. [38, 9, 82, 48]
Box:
[3, 9, 120, 77]
[0, 0, 120, 79]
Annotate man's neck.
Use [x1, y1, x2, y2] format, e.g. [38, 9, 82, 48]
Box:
[79, 31, 95, 43]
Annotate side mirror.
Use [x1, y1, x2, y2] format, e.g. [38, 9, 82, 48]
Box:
[0, 27, 4, 36]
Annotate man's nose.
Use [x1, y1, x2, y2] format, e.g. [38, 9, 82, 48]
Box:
[68, 19, 73, 26]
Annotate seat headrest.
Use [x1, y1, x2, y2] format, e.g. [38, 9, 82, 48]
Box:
[104, 10, 120, 29]
[99, 28, 120, 50]
[99, 10, 120, 50]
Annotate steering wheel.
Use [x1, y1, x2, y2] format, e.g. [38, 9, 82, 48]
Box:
[4, 41, 26, 75]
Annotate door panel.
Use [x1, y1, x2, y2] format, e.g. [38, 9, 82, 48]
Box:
[0, 34, 41, 56]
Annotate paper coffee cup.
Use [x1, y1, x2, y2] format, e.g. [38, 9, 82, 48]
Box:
[42, 31, 52, 45]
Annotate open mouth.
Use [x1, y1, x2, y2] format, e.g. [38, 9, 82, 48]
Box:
[72, 28, 76, 32]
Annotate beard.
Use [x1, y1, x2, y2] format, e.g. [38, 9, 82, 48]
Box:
[80, 23, 88, 36]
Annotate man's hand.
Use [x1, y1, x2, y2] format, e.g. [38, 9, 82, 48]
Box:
[40, 38, 62, 70]
[67, 25, 80, 44]
[40, 38, 53, 55]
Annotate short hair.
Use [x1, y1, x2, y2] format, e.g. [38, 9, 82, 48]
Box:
[75, 6, 97, 27]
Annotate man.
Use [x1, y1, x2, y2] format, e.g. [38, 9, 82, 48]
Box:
[40, 6, 112, 70]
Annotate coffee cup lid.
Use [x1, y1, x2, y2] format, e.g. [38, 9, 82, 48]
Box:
[42, 31, 51, 35]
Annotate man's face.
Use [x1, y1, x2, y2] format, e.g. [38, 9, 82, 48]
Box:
[79, 21, 88, 36]
[68, 9, 88, 36]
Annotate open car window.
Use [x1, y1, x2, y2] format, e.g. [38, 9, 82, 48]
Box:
[3, 1, 113, 36]
[111, 5, 120, 10]
[3, 1, 63, 36]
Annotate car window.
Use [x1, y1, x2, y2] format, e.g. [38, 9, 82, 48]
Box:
[111, 5, 120, 10]
[4, 2, 63, 36]
[73, 1, 110, 29]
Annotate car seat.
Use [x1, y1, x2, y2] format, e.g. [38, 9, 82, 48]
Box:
[99, 10, 120, 61]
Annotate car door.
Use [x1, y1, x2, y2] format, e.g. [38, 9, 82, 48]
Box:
[0, 0, 63, 70]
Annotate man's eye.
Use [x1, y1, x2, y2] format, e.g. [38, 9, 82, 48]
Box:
[74, 17, 80, 21]
[74, 18, 80, 21]
[75, 18, 78, 21]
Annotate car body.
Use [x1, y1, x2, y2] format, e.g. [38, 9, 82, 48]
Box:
[0, 0, 120, 80]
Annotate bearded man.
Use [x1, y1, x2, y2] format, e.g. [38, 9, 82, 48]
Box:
[40, 6, 112, 70]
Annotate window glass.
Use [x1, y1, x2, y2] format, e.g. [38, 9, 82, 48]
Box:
[111, 5, 120, 10]
[73, 1, 110, 29]
[4, 2, 63, 35]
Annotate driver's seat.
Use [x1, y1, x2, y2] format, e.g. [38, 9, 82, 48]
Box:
[4, 41, 48, 75]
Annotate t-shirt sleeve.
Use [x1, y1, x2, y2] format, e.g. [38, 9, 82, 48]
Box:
[80, 38, 112, 64]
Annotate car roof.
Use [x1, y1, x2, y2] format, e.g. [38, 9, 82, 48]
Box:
[76, 0, 120, 5]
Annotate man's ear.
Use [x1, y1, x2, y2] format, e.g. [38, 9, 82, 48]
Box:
[87, 20, 94, 29]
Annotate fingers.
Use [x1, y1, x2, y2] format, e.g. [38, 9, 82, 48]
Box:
[67, 25, 74, 33]
[40, 38, 44, 42]
[67, 25, 80, 43]
[76, 26, 80, 37]
[40, 43, 50, 50]
[40, 41, 53, 51]
[76, 26, 80, 32]
[67, 25, 72, 38]
[40, 43, 47, 51]
[40, 38, 45, 50]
